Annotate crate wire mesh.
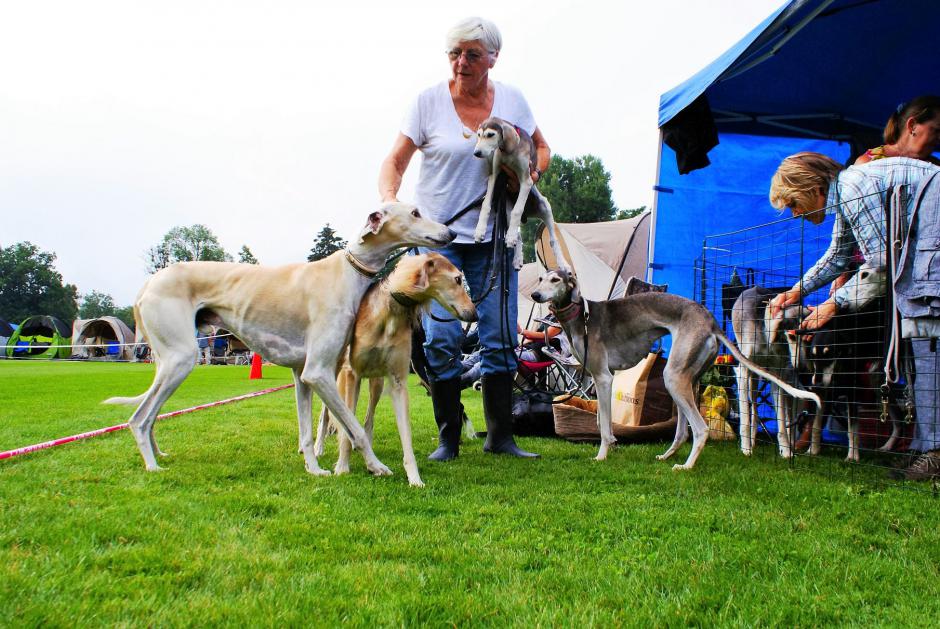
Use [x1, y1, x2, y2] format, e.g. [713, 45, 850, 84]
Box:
[695, 184, 938, 486]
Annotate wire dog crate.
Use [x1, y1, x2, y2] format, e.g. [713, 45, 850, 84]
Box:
[695, 185, 938, 487]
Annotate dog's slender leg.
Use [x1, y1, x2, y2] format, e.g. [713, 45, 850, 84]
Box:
[736, 366, 754, 456]
[334, 369, 360, 476]
[313, 406, 330, 456]
[673, 389, 710, 470]
[593, 373, 617, 461]
[364, 377, 384, 444]
[293, 368, 331, 476]
[475, 171, 499, 243]
[302, 366, 392, 477]
[531, 189, 569, 272]
[126, 303, 198, 470]
[846, 411, 859, 463]
[773, 387, 794, 459]
[388, 374, 423, 487]
[504, 179, 532, 247]
[657, 366, 694, 463]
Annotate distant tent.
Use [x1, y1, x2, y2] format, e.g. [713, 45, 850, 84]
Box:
[6, 315, 72, 359]
[71, 316, 137, 361]
[0, 318, 15, 353]
[210, 328, 251, 364]
[518, 211, 652, 329]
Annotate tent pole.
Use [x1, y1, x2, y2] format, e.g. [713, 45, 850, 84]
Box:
[647, 130, 664, 283]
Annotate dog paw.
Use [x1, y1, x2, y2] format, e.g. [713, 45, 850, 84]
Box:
[474, 230, 486, 243]
[408, 477, 426, 488]
[741, 448, 753, 457]
[333, 462, 350, 476]
[672, 463, 692, 471]
[808, 446, 821, 456]
[505, 234, 519, 247]
[145, 464, 165, 472]
[305, 465, 332, 477]
[367, 460, 393, 476]
[778, 447, 793, 459]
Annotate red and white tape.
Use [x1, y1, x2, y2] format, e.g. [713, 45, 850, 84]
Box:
[0, 384, 295, 461]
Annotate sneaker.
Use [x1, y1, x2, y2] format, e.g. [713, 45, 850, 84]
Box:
[903, 451, 940, 482]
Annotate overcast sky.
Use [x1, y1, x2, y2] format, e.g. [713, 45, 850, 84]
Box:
[1, 0, 784, 306]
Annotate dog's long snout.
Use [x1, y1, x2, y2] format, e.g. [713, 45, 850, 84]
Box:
[531, 290, 544, 303]
[461, 306, 478, 323]
[473, 149, 483, 158]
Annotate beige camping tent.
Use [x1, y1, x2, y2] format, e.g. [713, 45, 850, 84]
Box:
[518, 211, 652, 330]
[71, 316, 137, 361]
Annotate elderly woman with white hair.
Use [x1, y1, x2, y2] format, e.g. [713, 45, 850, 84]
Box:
[378, 17, 550, 461]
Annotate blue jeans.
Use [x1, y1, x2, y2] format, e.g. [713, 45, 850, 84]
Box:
[910, 338, 940, 452]
[420, 243, 518, 381]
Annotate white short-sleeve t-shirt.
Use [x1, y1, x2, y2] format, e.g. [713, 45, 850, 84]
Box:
[401, 80, 536, 243]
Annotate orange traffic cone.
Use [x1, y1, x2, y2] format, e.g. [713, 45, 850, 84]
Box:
[249, 353, 263, 379]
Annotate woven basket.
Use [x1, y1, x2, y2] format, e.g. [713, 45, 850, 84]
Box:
[553, 401, 678, 444]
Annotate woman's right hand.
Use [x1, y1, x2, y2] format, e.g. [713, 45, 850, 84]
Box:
[768, 288, 801, 318]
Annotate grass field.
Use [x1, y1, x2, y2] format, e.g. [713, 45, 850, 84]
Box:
[2, 360, 939, 626]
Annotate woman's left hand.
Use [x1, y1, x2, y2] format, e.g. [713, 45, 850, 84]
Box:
[795, 298, 839, 341]
[498, 164, 539, 194]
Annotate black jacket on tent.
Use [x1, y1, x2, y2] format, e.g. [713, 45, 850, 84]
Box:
[650, 0, 940, 301]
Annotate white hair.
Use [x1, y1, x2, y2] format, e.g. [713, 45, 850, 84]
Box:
[445, 17, 502, 53]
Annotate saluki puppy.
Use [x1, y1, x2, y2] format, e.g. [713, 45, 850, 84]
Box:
[313, 253, 477, 487]
[105, 203, 455, 478]
[531, 269, 821, 470]
[731, 286, 809, 458]
[472, 117, 568, 271]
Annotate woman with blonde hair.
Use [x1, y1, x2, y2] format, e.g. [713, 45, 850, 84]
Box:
[769, 151, 940, 479]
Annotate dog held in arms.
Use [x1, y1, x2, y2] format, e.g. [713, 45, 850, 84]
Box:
[472, 116, 568, 271]
[105, 203, 455, 478]
[531, 269, 822, 470]
[312, 253, 477, 487]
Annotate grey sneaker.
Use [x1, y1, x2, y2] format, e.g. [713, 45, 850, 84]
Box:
[903, 451, 940, 482]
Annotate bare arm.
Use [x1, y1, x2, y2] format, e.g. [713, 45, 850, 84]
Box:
[378, 133, 418, 202]
[531, 126, 551, 182]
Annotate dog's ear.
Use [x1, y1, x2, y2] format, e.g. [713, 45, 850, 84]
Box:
[414, 258, 432, 291]
[566, 272, 581, 304]
[357, 210, 387, 243]
[498, 120, 519, 154]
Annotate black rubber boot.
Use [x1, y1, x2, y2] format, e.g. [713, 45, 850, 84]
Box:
[481, 372, 539, 458]
[428, 378, 462, 461]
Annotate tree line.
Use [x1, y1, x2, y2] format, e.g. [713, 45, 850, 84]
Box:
[1, 153, 639, 329]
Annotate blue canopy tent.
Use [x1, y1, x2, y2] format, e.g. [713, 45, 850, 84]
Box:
[650, 0, 940, 301]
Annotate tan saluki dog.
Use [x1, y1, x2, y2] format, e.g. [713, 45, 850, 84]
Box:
[313, 253, 477, 486]
[105, 203, 455, 478]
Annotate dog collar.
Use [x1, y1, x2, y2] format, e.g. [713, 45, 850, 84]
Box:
[550, 301, 582, 323]
[344, 249, 382, 279]
[390, 291, 419, 308]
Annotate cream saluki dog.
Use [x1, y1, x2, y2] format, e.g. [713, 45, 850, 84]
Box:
[531, 269, 821, 470]
[472, 117, 568, 271]
[313, 253, 477, 486]
[105, 203, 455, 478]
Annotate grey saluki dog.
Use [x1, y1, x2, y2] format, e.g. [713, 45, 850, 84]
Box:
[531, 269, 822, 470]
[472, 116, 568, 271]
[105, 203, 455, 478]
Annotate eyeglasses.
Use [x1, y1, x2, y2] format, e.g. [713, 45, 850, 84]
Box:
[446, 48, 489, 64]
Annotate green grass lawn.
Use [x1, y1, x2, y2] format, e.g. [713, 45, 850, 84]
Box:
[1, 360, 938, 626]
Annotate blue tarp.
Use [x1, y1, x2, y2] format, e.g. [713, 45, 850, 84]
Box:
[651, 0, 940, 297]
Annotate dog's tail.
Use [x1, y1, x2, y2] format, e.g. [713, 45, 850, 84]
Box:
[102, 393, 147, 406]
[715, 330, 822, 422]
